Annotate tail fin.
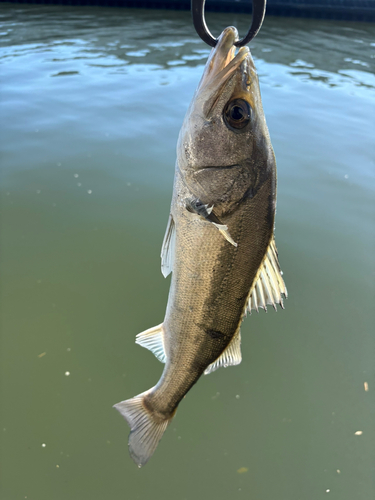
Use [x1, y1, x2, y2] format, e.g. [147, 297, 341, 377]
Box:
[113, 391, 171, 467]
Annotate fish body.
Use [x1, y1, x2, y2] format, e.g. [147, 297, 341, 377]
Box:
[114, 27, 287, 467]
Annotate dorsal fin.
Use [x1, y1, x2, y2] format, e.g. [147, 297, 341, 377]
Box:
[247, 237, 287, 314]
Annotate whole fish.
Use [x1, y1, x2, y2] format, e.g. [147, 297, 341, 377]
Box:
[114, 26, 287, 467]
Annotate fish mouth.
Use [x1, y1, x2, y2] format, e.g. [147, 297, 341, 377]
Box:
[195, 27, 253, 118]
[196, 164, 241, 173]
[197, 27, 250, 92]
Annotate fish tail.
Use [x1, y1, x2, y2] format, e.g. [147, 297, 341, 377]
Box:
[113, 391, 172, 467]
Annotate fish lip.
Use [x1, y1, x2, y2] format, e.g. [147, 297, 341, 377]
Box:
[200, 47, 250, 90]
[198, 46, 250, 118]
[197, 27, 250, 92]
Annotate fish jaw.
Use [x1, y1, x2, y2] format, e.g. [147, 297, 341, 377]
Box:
[177, 28, 271, 184]
[196, 26, 241, 92]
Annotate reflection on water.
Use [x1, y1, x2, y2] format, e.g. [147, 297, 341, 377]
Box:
[1, 4, 374, 500]
[1, 6, 374, 86]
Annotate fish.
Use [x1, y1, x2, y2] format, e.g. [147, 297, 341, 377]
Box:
[114, 26, 287, 467]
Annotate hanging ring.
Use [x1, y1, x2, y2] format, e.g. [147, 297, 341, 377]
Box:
[191, 0, 267, 48]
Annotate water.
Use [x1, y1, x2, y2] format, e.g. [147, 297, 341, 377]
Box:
[1, 4, 374, 499]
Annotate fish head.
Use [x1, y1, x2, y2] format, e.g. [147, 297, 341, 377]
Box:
[177, 26, 273, 177]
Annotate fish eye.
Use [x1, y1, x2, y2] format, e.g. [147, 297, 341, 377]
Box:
[223, 99, 251, 131]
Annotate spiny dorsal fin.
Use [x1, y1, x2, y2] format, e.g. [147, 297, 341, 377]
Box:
[247, 237, 287, 314]
[135, 324, 166, 363]
[161, 214, 176, 278]
[204, 329, 242, 375]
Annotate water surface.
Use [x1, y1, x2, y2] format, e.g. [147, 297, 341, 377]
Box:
[1, 4, 374, 500]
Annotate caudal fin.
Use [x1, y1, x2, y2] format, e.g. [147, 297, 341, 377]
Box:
[113, 391, 171, 467]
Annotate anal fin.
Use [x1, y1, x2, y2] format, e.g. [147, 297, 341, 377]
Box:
[204, 330, 242, 375]
[135, 324, 166, 363]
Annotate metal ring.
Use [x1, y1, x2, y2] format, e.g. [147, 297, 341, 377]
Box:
[191, 0, 267, 48]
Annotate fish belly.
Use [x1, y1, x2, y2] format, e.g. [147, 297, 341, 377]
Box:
[148, 173, 275, 413]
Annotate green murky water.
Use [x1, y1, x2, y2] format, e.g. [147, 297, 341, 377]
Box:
[1, 4, 374, 499]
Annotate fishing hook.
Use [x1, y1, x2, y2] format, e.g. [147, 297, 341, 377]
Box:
[191, 0, 267, 47]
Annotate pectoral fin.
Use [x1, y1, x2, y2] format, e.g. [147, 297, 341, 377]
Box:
[247, 238, 287, 314]
[161, 214, 176, 278]
[186, 198, 237, 247]
[212, 222, 238, 247]
[204, 329, 242, 375]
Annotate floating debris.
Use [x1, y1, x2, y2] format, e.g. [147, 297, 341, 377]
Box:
[38, 352, 46, 358]
[65, 371, 70, 377]
[354, 430, 363, 436]
[364, 382, 369, 391]
[41, 443, 46, 448]
[336, 469, 341, 474]
[237, 467, 248, 474]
